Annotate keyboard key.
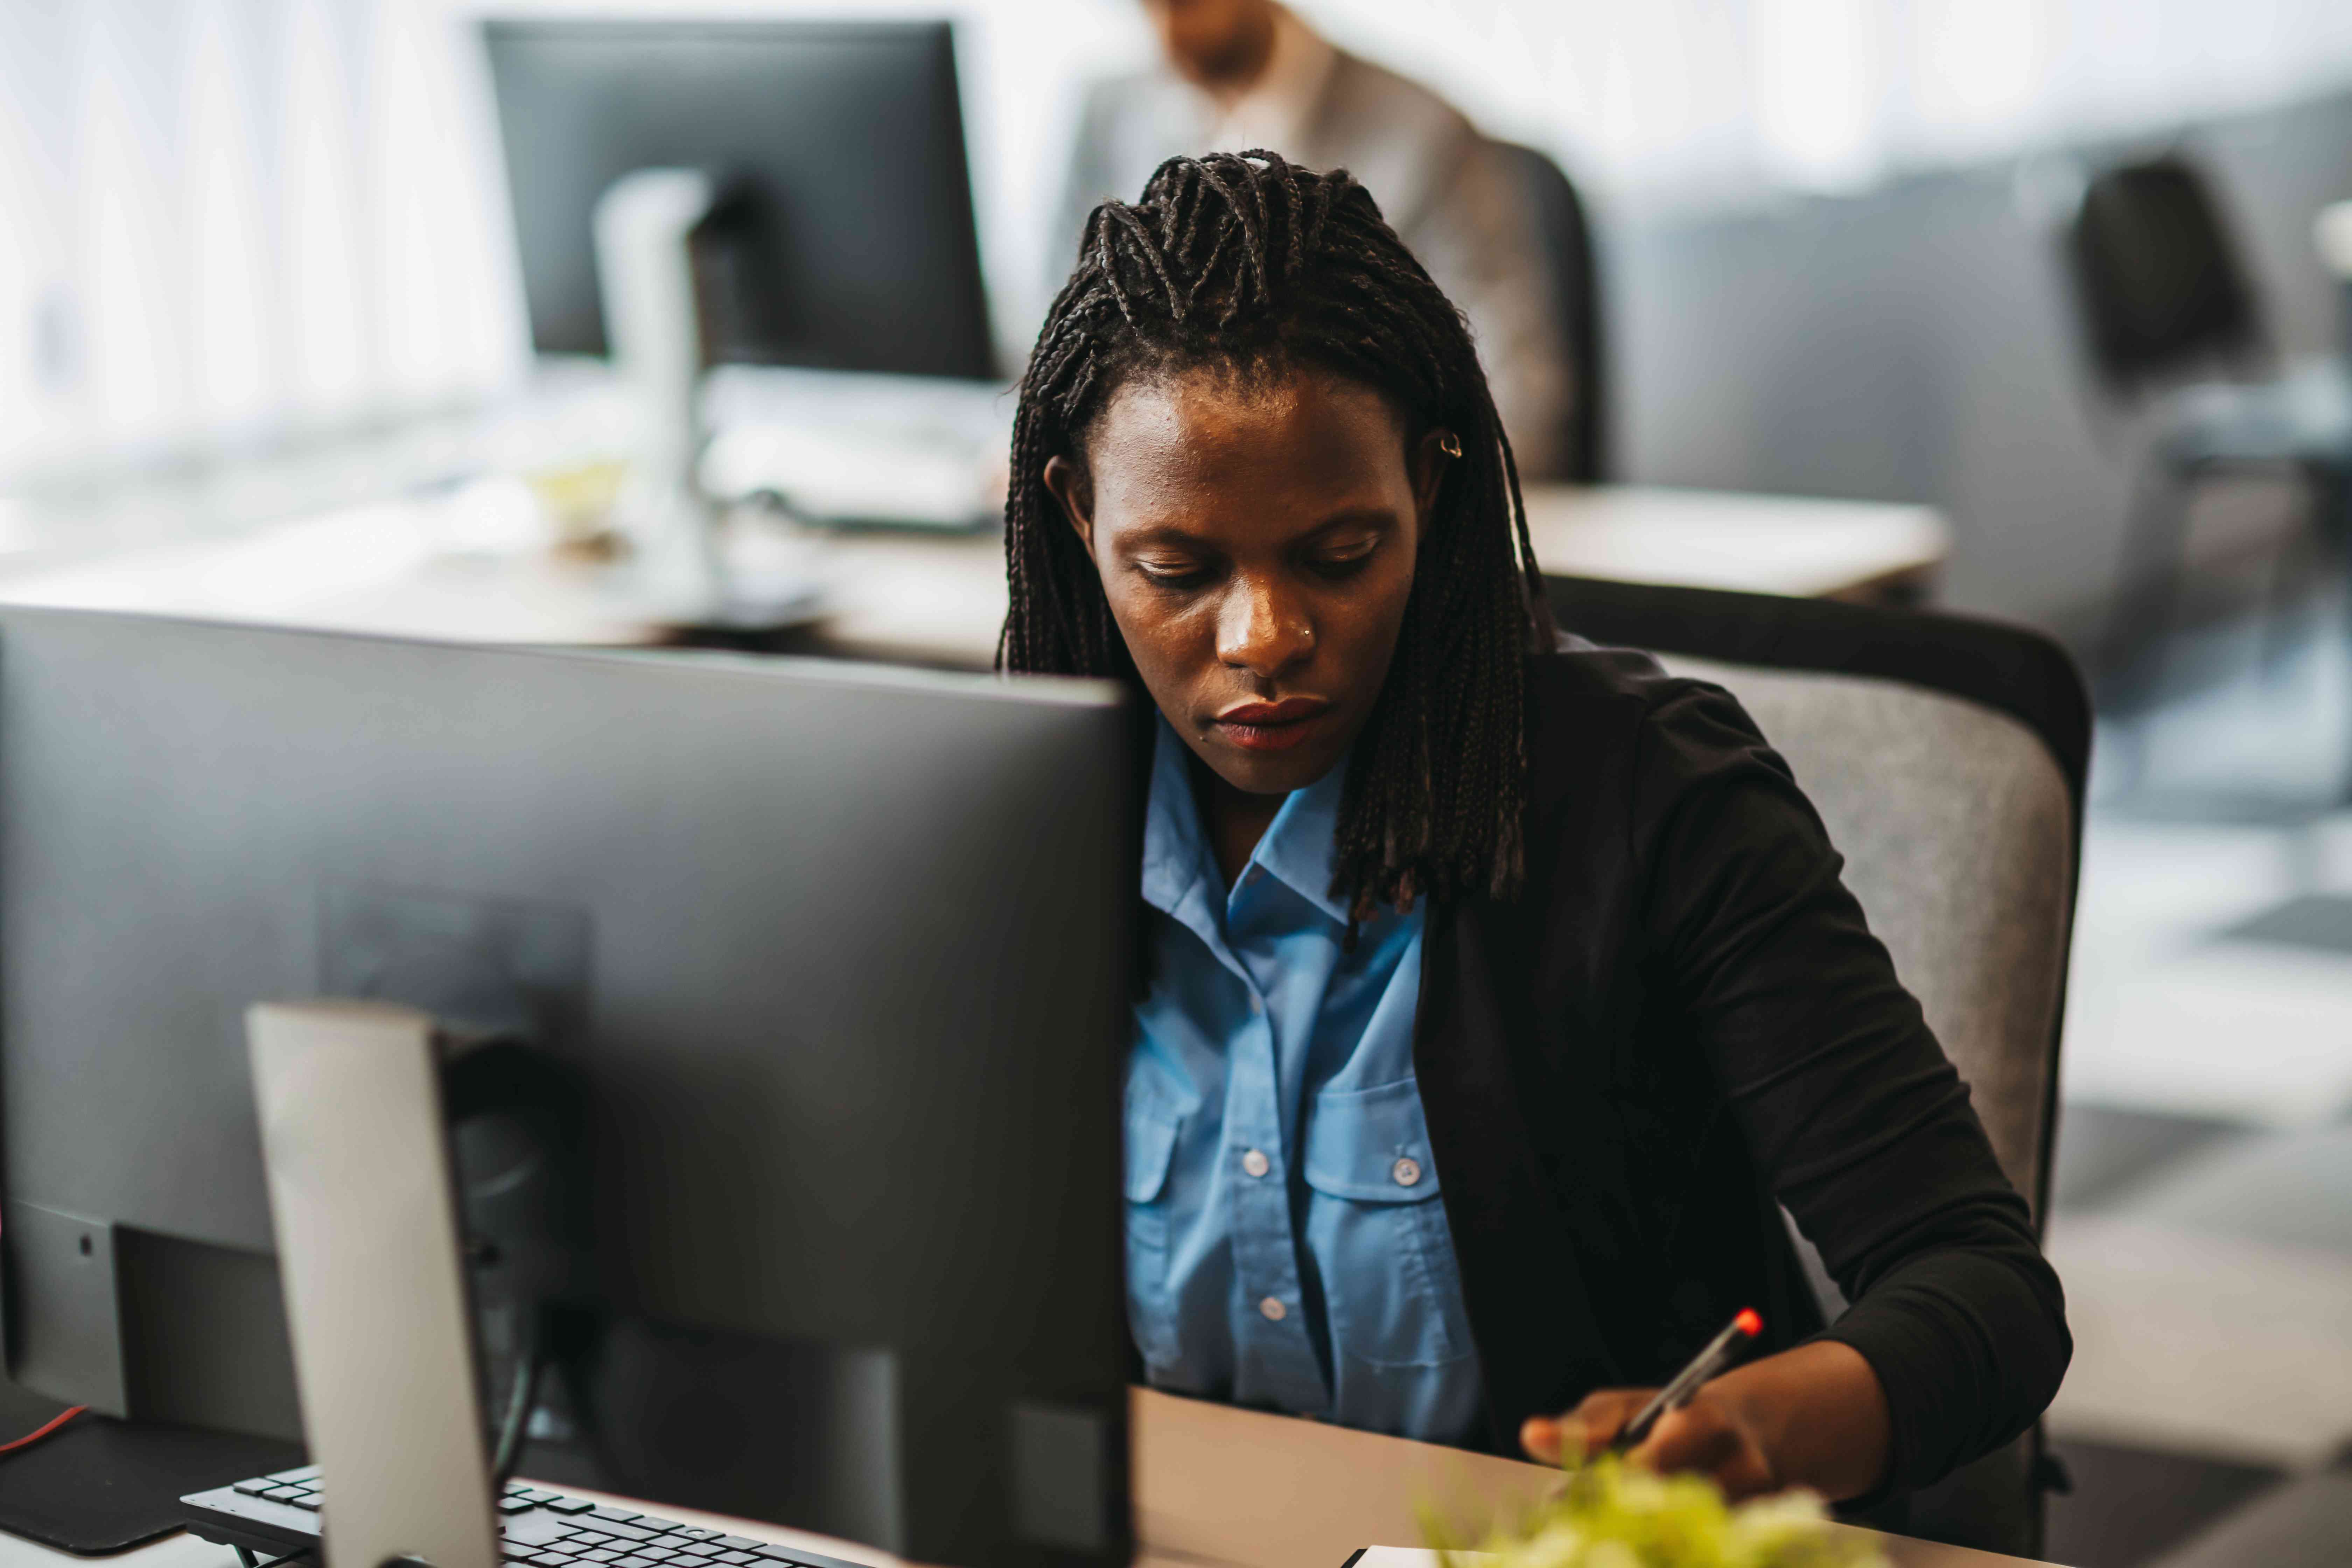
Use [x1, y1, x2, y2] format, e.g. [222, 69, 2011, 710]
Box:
[523, 1491, 566, 1505]
[753, 1551, 805, 1565]
[547, 1499, 597, 1516]
[615, 1556, 660, 1568]
[268, 1465, 323, 1483]
[597, 1525, 666, 1545]
[716, 1553, 760, 1564]
[287, 1494, 324, 1512]
[590, 1510, 643, 1526]
[499, 1498, 537, 1515]
[232, 1479, 278, 1498]
[713, 1541, 764, 1554]
[635, 1548, 680, 1561]
[672, 1531, 721, 1542]
[570, 1534, 614, 1547]
[676, 1544, 724, 1558]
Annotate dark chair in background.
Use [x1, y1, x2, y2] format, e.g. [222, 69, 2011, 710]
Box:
[2062, 153, 2352, 681]
[1493, 142, 1609, 484]
[1548, 574, 2091, 1560]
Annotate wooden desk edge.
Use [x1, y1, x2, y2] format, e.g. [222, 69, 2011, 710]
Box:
[0, 1388, 2051, 1568]
[545, 1387, 2054, 1568]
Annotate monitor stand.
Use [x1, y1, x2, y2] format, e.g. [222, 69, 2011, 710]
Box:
[246, 1000, 500, 1568]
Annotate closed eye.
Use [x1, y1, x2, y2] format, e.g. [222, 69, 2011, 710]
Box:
[1134, 559, 1218, 591]
[1304, 539, 1380, 580]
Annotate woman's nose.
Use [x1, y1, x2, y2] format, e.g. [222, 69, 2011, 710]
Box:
[1216, 574, 1314, 679]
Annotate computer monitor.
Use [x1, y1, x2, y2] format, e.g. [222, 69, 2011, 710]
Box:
[0, 608, 1134, 1568]
[482, 18, 997, 380]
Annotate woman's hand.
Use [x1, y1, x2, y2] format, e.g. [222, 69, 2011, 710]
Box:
[1519, 1342, 1893, 1503]
[1521, 1386, 1777, 1500]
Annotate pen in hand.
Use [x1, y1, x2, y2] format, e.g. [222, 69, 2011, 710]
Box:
[1614, 1307, 1764, 1450]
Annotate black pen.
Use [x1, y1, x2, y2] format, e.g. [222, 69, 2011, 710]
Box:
[1615, 1307, 1763, 1449]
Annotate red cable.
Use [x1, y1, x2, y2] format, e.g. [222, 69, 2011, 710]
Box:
[0, 1405, 85, 1457]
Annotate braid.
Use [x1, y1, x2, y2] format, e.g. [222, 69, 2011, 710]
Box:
[1001, 151, 1552, 919]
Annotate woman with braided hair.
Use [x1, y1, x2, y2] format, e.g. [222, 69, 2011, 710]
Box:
[1010, 152, 2066, 1513]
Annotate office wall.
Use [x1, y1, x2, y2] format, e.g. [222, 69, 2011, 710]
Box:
[1600, 88, 2352, 630]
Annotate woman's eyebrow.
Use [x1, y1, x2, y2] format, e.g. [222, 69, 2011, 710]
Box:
[1119, 524, 1222, 549]
[1117, 507, 1398, 551]
[1296, 507, 1401, 539]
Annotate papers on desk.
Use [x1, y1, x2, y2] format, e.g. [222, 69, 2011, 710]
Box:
[702, 424, 988, 529]
[1345, 1549, 1489, 1567]
[699, 365, 1010, 530]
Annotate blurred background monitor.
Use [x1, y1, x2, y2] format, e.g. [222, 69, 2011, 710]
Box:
[481, 18, 996, 380]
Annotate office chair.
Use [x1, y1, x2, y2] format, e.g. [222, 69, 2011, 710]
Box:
[2062, 154, 2352, 684]
[1492, 142, 1609, 483]
[1547, 575, 2090, 1561]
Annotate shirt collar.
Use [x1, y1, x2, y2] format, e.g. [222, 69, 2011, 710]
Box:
[1141, 718, 1353, 928]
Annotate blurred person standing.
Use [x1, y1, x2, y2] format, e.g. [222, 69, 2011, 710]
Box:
[1056, 0, 1577, 478]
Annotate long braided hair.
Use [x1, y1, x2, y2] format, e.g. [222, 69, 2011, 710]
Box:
[1001, 151, 1553, 920]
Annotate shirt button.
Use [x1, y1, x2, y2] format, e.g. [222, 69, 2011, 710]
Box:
[1241, 1148, 1270, 1178]
[1392, 1157, 1423, 1188]
[1258, 1296, 1287, 1322]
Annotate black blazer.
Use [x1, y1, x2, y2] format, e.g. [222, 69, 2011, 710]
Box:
[1413, 646, 2068, 1497]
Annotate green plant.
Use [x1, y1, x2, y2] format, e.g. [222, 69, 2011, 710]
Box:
[1422, 1451, 1888, 1568]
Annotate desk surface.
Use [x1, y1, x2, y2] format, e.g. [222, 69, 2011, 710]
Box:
[0, 484, 1946, 665]
[1129, 1391, 2044, 1568]
[0, 1390, 2056, 1568]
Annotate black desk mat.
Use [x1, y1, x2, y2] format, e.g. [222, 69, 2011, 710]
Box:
[0, 1382, 303, 1555]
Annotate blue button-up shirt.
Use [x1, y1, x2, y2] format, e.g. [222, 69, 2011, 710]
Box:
[1124, 720, 1484, 1444]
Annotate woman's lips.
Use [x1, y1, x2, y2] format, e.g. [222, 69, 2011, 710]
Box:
[1212, 698, 1332, 753]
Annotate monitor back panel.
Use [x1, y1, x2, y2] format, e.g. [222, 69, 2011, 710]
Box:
[0, 609, 1133, 1566]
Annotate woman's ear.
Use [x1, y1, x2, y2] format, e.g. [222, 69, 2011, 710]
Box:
[1042, 454, 1097, 560]
[1410, 427, 1459, 525]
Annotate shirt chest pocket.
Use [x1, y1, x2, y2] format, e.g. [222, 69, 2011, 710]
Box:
[1123, 1076, 1183, 1371]
[1302, 1075, 1476, 1370]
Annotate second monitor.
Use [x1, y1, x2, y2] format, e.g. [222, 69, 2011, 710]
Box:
[482, 18, 997, 380]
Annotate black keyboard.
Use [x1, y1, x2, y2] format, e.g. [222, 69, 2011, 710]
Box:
[182, 1466, 870, 1568]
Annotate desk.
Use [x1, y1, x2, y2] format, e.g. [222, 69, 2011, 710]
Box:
[0, 483, 1945, 664]
[1522, 486, 1947, 604]
[0, 1391, 2054, 1568]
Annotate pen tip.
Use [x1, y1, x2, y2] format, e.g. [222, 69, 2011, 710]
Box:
[1734, 1308, 1762, 1336]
